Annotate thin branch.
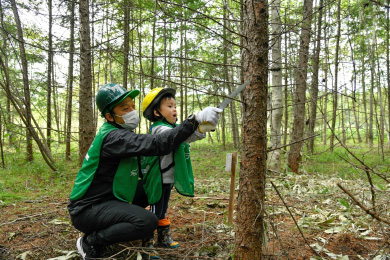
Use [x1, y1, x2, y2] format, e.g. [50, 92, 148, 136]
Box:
[270, 181, 323, 257]
[337, 184, 390, 225]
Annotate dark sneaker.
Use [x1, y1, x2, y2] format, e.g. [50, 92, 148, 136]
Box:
[142, 238, 160, 259]
[76, 236, 101, 259]
[157, 225, 179, 249]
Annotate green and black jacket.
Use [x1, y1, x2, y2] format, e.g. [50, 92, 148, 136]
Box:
[68, 116, 199, 216]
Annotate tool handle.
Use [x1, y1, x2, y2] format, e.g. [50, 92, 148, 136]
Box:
[198, 122, 217, 133]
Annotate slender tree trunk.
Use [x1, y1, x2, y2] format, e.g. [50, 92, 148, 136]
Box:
[137, 5, 147, 132]
[0, 5, 14, 146]
[184, 15, 188, 119]
[79, 0, 95, 165]
[52, 69, 61, 143]
[163, 15, 167, 81]
[368, 10, 377, 147]
[387, 0, 390, 148]
[283, 15, 289, 147]
[377, 56, 387, 146]
[222, 110, 226, 150]
[223, 3, 239, 148]
[234, 0, 268, 258]
[47, 0, 52, 151]
[323, 6, 329, 145]
[66, 0, 75, 160]
[269, 0, 283, 170]
[123, 0, 130, 89]
[341, 89, 346, 143]
[11, 0, 33, 161]
[330, 0, 341, 152]
[91, 1, 97, 127]
[0, 111, 4, 168]
[308, 0, 324, 153]
[352, 93, 362, 143]
[150, 0, 157, 89]
[180, 4, 184, 122]
[287, 0, 313, 173]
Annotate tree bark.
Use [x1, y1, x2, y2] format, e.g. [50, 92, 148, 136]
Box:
[0, 4, 14, 146]
[308, 0, 324, 154]
[387, 0, 390, 148]
[66, 0, 75, 160]
[47, 0, 52, 151]
[233, 0, 268, 258]
[359, 10, 368, 144]
[150, 0, 157, 89]
[123, 0, 130, 89]
[323, 6, 329, 145]
[79, 0, 95, 165]
[287, 0, 313, 173]
[269, 0, 283, 170]
[368, 10, 376, 147]
[11, 0, 33, 161]
[330, 0, 341, 152]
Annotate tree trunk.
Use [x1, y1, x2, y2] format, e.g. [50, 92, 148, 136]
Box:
[47, 0, 52, 151]
[79, 0, 95, 165]
[268, 0, 283, 170]
[330, 0, 341, 152]
[150, 0, 157, 89]
[352, 94, 362, 143]
[308, 0, 324, 154]
[368, 10, 376, 147]
[123, 0, 130, 89]
[323, 7, 329, 145]
[233, 0, 268, 258]
[180, 5, 184, 123]
[0, 6, 14, 146]
[66, 0, 75, 160]
[0, 111, 4, 168]
[387, 0, 390, 148]
[341, 89, 346, 144]
[283, 16, 289, 147]
[287, 0, 313, 173]
[11, 0, 33, 161]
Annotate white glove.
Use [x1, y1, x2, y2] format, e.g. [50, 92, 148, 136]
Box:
[196, 107, 223, 126]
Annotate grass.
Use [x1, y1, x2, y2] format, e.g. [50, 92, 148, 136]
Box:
[1, 139, 389, 204]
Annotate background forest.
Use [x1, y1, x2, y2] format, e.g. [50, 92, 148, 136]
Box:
[1, 0, 390, 259]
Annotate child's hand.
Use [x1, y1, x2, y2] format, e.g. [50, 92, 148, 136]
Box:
[196, 107, 223, 126]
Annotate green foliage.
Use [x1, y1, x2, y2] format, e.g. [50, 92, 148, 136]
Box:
[0, 147, 79, 205]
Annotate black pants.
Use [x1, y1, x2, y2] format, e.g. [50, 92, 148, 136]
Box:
[149, 183, 172, 220]
[70, 183, 157, 247]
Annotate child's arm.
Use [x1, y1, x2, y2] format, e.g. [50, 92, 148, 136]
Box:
[184, 129, 206, 143]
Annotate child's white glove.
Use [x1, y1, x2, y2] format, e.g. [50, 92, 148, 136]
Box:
[196, 107, 223, 132]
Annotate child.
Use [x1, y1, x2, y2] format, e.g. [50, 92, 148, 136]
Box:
[141, 87, 221, 254]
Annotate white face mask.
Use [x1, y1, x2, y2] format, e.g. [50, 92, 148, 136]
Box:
[115, 110, 140, 131]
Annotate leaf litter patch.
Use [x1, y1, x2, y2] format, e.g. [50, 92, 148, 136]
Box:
[0, 171, 389, 259]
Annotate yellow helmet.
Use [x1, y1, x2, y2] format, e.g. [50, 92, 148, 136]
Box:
[142, 87, 176, 121]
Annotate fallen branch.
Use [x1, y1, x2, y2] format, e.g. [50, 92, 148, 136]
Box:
[337, 183, 390, 225]
[270, 181, 322, 258]
[0, 209, 63, 227]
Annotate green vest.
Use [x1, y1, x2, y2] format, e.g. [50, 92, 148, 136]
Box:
[142, 121, 194, 205]
[70, 122, 139, 203]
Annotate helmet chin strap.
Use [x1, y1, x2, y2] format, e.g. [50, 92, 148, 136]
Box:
[108, 112, 123, 128]
[156, 110, 176, 127]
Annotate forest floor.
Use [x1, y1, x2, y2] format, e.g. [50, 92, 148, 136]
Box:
[1, 143, 390, 259]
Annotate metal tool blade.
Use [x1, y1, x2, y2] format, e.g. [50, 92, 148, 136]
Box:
[218, 80, 250, 110]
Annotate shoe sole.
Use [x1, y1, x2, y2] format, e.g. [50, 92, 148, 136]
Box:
[76, 237, 86, 260]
